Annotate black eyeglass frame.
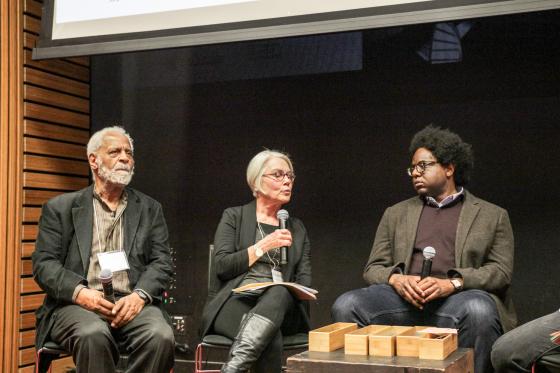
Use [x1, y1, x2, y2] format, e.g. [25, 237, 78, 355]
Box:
[406, 161, 438, 176]
[263, 170, 296, 182]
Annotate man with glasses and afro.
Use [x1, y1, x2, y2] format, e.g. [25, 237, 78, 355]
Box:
[332, 125, 516, 373]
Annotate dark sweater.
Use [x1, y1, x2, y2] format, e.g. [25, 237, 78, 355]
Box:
[409, 199, 463, 277]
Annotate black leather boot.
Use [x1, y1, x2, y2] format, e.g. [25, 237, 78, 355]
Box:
[221, 313, 278, 373]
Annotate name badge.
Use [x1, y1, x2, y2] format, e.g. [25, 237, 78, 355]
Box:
[271, 268, 283, 283]
[97, 251, 130, 273]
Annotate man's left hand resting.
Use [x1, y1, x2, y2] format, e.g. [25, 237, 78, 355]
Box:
[110, 292, 146, 328]
[418, 277, 456, 302]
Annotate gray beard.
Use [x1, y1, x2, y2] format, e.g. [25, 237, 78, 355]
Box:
[97, 163, 134, 186]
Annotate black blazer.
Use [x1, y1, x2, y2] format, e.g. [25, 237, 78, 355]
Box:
[32, 185, 173, 348]
[199, 200, 312, 337]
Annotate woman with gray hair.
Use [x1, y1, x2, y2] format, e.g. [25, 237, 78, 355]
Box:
[199, 149, 312, 373]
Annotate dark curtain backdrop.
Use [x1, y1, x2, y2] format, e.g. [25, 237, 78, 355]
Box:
[92, 11, 560, 355]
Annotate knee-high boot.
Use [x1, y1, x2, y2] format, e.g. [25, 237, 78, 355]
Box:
[221, 312, 278, 373]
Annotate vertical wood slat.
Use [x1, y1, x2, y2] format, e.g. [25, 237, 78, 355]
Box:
[1, 0, 24, 371]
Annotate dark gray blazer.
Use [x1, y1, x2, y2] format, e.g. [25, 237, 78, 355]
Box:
[363, 191, 517, 332]
[199, 200, 312, 337]
[32, 185, 173, 348]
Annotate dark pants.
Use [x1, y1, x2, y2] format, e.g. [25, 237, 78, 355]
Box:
[213, 286, 300, 373]
[492, 311, 560, 373]
[332, 284, 502, 373]
[50, 304, 175, 373]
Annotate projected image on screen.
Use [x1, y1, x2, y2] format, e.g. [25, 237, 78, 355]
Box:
[55, 0, 255, 23]
[50, 0, 430, 40]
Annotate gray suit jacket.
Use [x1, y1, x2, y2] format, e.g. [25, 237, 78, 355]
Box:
[363, 191, 516, 332]
[199, 200, 312, 337]
[32, 185, 173, 348]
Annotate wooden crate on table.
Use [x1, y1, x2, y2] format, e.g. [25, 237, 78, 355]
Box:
[309, 322, 357, 352]
[344, 325, 391, 355]
[368, 326, 415, 357]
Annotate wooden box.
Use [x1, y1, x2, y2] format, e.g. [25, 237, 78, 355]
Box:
[368, 326, 415, 357]
[309, 322, 358, 352]
[344, 325, 391, 355]
[419, 333, 458, 360]
[396, 326, 434, 357]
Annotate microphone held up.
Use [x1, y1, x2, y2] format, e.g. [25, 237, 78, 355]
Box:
[277, 209, 289, 265]
[420, 246, 436, 279]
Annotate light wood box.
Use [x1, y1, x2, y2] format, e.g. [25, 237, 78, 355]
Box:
[309, 322, 358, 352]
[368, 326, 415, 357]
[344, 325, 391, 355]
[418, 333, 458, 360]
[395, 326, 434, 357]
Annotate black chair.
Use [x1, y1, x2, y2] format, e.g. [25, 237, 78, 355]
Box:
[35, 341, 67, 373]
[194, 245, 309, 373]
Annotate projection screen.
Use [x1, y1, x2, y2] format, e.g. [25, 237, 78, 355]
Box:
[33, 0, 560, 59]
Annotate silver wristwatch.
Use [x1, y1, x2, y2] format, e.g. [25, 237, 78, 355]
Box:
[255, 245, 264, 258]
[450, 278, 463, 291]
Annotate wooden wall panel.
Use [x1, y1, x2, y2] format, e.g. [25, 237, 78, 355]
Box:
[24, 120, 89, 144]
[20, 277, 41, 294]
[24, 68, 90, 98]
[25, 85, 90, 113]
[24, 154, 89, 176]
[0, 0, 90, 373]
[19, 312, 36, 330]
[1, 0, 24, 371]
[24, 49, 89, 82]
[24, 102, 89, 128]
[23, 189, 64, 206]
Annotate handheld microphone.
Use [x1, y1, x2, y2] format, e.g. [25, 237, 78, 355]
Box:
[99, 268, 115, 303]
[277, 209, 289, 265]
[420, 246, 436, 279]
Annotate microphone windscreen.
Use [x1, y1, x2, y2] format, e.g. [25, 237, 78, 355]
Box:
[276, 209, 289, 220]
[423, 246, 436, 260]
[99, 268, 112, 283]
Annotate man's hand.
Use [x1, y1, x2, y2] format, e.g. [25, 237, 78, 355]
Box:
[110, 292, 146, 328]
[418, 277, 456, 302]
[75, 288, 114, 319]
[389, 274, 425, 309]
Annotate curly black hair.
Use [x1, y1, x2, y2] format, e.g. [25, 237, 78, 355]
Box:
[409, 125, 474, 186]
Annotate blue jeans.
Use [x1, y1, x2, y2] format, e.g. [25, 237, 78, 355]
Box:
[491, 311, 560, 373]
[332, 284, 502, 373]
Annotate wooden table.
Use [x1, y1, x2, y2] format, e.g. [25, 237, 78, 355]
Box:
[286, 348, 473, 373]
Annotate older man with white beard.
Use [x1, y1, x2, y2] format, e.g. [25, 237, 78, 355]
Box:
[32, 126, 175, 373]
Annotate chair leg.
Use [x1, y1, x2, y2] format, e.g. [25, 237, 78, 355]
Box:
[35, 349, 54, 373]
[195, 343, 221, 373]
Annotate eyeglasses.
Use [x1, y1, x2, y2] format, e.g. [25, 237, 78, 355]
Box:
[264, 170, 296, 182]
[406, 161, 438, 176]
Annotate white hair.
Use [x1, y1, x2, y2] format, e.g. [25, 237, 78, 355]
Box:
[246, 149, 293, 197]
[87, 126, 134, 157]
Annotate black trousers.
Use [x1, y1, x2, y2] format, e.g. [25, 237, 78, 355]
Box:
[50, 304, 175, 373]
[213, 285, 301, 372]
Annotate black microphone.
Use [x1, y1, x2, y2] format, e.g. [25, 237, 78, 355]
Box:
[99, 268, 115, 303]
[420, 246, 436, 279]
[277, 209, 289, 265]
